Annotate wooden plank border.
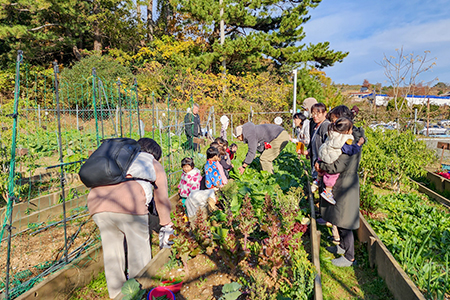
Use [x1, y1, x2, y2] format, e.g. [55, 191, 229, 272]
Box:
[15, 244, 103, 300]
[409, 178, 450, 208]
[0, 185, 88, 228]
[304, 168, 323, 300]
[357, 213, 426, 300]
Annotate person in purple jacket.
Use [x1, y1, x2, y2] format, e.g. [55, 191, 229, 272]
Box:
[233, 122, 289, 174]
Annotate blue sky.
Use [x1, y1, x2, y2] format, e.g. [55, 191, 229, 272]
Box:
[302, 0, 450, 86]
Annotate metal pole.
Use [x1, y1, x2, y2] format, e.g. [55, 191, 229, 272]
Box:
[293, 69, 297, 134]
[76, 104, 79, 131]
[128, 89, 132, 137]
[230, 114, 233, 141]
[118, 78, 123, 138]
[115, 105, 119, 135]
[53, 61, 68, 264]
[414, 108, 417, 135]
[4, 50, 23, 299]
[427, 97, 430, 137]
[167, 95, 171, 177]
[152, 92, 155, 139]
[92, 68, 99, 146]
[134, 78, 142, 138]
[212, 106, 216, 136]
[98, 78, 104, 139]
[38, 104, 41, 128]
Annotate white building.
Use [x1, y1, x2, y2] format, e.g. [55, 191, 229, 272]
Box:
[361, 93, 450, 107]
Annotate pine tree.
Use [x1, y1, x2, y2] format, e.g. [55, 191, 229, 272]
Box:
[0, 0, 143, 66]
[171, 0, 348, 74]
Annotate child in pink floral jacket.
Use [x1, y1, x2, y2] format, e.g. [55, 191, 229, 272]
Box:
[178, 157, 202, 203]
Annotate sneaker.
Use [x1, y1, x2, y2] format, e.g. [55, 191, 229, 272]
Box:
[326, 245, 345, 255]
[327, 235, 341, 245]
[321, 190, 336, 205]
[311, 179, 319, 193]
[332, 256, 356, 267]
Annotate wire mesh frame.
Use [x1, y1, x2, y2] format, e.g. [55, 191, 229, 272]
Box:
[0, 61, 142, 299]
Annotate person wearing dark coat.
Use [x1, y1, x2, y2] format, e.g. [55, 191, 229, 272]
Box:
[184, 103, 201, 151]
[315, 105, 365, 267]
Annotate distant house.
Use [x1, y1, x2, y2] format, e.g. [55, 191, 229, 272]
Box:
[360, 86, 369, 93]
[349, 91, 371, 102]
[441, 91, 450, 97]
[362, 93, 450, 106]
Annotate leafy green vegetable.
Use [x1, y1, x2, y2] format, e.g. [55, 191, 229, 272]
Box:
[121, 279, 145, 300]
[368, 192, 450, 298]
[220, 282, 242, 300]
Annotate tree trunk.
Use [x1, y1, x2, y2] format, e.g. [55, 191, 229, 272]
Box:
[93, 1, 102, 52]
[147, 0, 154, 42]
[137, 1, 146, 46]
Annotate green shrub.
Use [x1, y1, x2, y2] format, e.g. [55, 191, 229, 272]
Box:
[360, 128, 435, 190]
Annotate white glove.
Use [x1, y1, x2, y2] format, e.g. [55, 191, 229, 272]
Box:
[159, 224, 174, 249]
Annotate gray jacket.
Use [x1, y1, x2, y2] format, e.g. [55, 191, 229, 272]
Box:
[242, 122, 284, 165]
[318, 126, 365, 230]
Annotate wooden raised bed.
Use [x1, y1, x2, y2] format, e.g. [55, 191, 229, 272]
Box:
[15, 245, 103, 300]
[357, 212, 426, 300]
[5, 194, 179, 300]
[410, 177, 450, 208]
[0, 185, 89, 235]
[425, 169, 450, 193]
[0, 184, 88, 230]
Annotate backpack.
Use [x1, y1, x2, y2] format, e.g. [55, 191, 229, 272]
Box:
[79, 138, 141, 188]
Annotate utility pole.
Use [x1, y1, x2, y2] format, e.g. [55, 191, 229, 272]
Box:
[292, 69, 297, 134]
[220, 0, 226, 97]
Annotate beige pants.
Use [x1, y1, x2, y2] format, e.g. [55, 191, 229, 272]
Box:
[93, 212, 151, 299]
[260, 130, 290, 173]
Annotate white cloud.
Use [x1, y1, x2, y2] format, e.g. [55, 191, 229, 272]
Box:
[302, 2, 450, 85]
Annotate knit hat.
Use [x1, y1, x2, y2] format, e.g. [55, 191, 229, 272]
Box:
[302, 97, 318, 112]
[233, 125, 243, 138]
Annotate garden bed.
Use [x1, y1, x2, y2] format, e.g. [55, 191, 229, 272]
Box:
[366, 191, 450, 299]
[70, 146, 318, 300]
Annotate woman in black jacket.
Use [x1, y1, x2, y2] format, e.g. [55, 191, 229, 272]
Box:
[315, 105, 365, 267]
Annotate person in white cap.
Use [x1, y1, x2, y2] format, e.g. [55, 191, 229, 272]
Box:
[233, 122, 289, 174]
[220, 115, 229, 141]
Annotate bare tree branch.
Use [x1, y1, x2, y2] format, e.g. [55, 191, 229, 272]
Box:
[28, 24, 60, 31]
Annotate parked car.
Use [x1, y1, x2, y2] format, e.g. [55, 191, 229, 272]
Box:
[438, 120, 450, 127]
[369, 122, 396, 132]
[418, 125, 449, 136]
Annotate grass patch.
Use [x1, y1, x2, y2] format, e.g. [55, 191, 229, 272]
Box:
[69, 271, 108, 300]
[318, 225, 393, 300]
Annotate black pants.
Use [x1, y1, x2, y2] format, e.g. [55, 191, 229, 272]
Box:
[338, 227, 355, 261]
[186, 136, 199, 151]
